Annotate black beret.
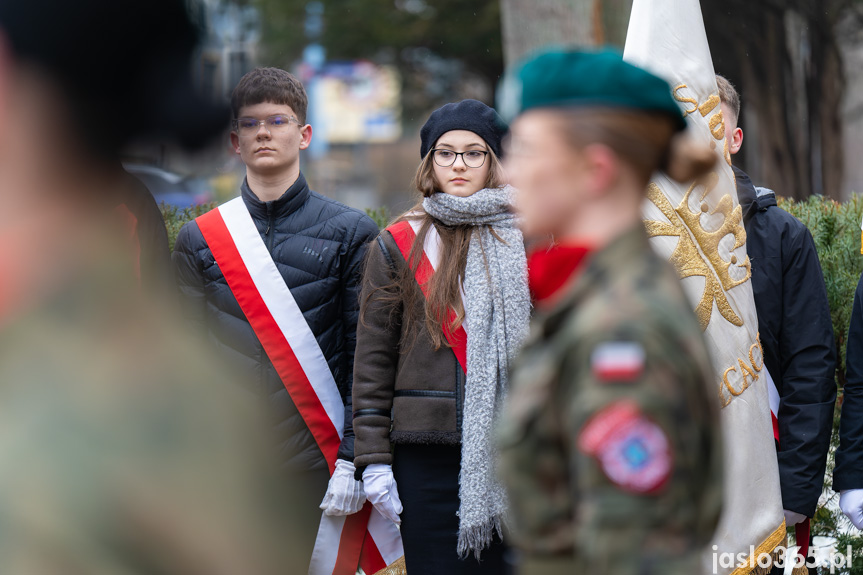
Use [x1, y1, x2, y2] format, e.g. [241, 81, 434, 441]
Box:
[498, 48, 686, 132]
[420, 99, 508, 159]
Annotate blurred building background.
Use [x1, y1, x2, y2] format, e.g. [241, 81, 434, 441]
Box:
[124, 0, 863, 211]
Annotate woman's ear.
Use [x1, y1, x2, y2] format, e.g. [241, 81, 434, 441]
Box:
[581, 143, 619, 198]
[492, 154, 509, 187]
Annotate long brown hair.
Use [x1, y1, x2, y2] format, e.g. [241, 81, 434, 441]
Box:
[362, 148, 505, 350]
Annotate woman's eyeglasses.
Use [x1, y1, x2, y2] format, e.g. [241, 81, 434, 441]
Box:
[431, 149, 489, 168]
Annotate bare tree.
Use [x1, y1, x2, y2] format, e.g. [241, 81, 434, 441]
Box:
[501, 0, 858, 200]
[704, 1, 852, 200]
[500, 0, 633, 66]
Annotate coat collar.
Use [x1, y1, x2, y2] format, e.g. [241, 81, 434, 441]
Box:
[733, 165, 776, 224]
[241, 172, 310, 220]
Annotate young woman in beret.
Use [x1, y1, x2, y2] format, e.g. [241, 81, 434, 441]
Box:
[351, 99, 530, 574]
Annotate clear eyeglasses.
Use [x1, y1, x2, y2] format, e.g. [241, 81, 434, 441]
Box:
[233, 114, 301, 135]
[431, 149, 490, 168]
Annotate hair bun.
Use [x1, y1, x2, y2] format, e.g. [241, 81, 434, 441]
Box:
[664, 135, 717, 183]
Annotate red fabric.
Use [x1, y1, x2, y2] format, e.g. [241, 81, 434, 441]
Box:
[358, 513, 388, 574]
[388, 221, 468, 374]
[115, 203, 141, 284]
[795, 518, 810, 562]
[335, 503, 383, 575]
[528, 243, 594, 306]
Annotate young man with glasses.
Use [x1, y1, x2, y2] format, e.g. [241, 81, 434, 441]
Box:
[172, 67, 388, 573]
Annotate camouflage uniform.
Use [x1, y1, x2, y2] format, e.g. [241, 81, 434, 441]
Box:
[0, 255, 308, 574]
[498, 226, 724, 575]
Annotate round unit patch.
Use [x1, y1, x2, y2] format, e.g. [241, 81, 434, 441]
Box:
[578, 401, 672, 494]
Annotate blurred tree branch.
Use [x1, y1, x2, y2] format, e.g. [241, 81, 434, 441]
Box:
[253, 0, 504, 122]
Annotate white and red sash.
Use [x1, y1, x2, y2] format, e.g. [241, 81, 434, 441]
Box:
[387, 219, 467, 373]
[766, 367, 780, 443]
[196, 197, 403, 575]
[764, 365, 812, 560]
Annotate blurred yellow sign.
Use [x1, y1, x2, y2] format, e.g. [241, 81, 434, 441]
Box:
[318, 62, 401, 144]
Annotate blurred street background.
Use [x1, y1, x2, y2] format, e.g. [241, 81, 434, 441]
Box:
[127, 0, 863, 213]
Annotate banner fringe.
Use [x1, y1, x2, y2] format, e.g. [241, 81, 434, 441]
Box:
[729, 521, 787, 575]
[373, 555, 407, 575]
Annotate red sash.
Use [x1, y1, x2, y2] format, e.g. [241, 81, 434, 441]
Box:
[764, 358, 810, 562]
[196, 198, 402, 575]
[387, 220, 467, 373]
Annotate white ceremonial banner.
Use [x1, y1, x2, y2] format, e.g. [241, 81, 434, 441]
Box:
[623, 1, 786, 574]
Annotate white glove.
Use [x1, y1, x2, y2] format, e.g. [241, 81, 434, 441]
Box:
[783, 509, 807, 527]
[319, 459, 366, 516]
[840, 489, 863, 530]
[362, 464, 403, 525]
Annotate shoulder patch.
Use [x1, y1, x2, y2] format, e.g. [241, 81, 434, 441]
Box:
[578, 401, 672, 494]
[590, 341, 645, 383]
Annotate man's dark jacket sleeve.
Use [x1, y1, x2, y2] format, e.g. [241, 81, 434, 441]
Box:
[336, 217, 380, 462]
[774, 223, 837, 516]
[835, 273, 863, 491]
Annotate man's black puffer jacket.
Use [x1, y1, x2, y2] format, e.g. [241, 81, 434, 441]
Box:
[172, 173, 379, 473]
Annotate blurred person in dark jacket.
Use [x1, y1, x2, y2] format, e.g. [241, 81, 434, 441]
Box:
[716, 75, 837, 536]
[835, 261, 863, 529]
[115, 166, 175, 298]
[0, 0, 305, 572]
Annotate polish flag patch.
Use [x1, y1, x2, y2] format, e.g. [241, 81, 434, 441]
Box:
[591, 341, 645, 383]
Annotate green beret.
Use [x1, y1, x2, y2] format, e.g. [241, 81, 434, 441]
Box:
[498, 48, 686, 132]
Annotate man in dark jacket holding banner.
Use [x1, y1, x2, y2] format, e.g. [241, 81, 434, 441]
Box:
[173, 68, 402, 574]
[717, 76, 836, 559]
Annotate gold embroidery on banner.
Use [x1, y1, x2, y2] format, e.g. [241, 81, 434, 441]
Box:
[673, 84, 728, 148]
[750, 336, 765, 371]
[719, 335, 765, 407]
[645, 177, 751, 330]
[673, 84, 698, 116]
[698, 94, 720, 117]
[723, 364, 745, 398]
[708, 113, 726, 140]
[728, 520, 788, 575]
[738, 357, 758, 384]
[373, 556, 407, 575]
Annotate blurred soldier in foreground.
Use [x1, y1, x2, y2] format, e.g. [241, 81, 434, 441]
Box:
[496, 49, 724, 575]
[0, 0, 304, 572]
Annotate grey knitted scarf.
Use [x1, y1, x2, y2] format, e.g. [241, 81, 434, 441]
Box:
[422, 186, 531, 559]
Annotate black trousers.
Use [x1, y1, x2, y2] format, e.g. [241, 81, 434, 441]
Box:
[393, 443, 511, 575]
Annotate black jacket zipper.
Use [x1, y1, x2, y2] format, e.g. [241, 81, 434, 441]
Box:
[264, 202, 275, 252]
[261, 202, 276, 385]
